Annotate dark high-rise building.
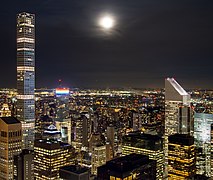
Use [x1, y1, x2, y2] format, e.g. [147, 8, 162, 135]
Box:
[73, 114, 90, 150]
[97, 153, 156, 180]
[16, 12, 35, 149]
[168, 134, 196, 179]
[106, 125, 115, 161]
[122, 132, 164, 179]
[13, 149, 34, 180]
[59, 165, 90, 180]
[0, 117, 22, 180]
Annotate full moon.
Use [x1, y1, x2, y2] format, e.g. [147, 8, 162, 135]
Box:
[99, 16, 114, 29]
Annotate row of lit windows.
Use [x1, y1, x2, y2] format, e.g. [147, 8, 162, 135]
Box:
[17, 38, 34, 43]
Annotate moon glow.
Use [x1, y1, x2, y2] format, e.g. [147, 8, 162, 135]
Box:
[99, 16, 114, 29]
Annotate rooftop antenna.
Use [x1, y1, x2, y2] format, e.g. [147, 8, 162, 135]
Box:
[58, 79, 62, 87]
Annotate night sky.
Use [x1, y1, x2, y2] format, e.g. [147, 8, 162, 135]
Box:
[0, 0, 213, 89]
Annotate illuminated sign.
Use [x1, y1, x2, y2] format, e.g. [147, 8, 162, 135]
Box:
[55, 88, 69, 95]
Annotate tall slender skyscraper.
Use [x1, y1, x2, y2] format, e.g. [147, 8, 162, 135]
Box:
[16, 12, 35, 149]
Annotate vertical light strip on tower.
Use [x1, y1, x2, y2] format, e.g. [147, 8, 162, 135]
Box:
[16, 12, 35, 150]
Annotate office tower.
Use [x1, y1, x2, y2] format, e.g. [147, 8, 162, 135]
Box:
[97, 153, 156, 180]
[168, 134, 196, 179]
[13, 149, 34, 180]
[106, 125, 115, 161]
[89, 133, 106, 175]
[55, 118, 72, 144]
[35, 115, 54, 139]
[165, 78, 192, 136]
[132, 111, 142, 131]
[165, 78, 192, 178]
[35, 115, 53, 140]
[16, 12, 35, 150]
[0, 103, 12, 117]
[59, 165, 90, 180]
[73, 114, 90, 150]
[122, 132, 164, 179]
[34, 139, 75, 179]
[194, 113, 213, 177]
[91, 113, 98, 133]
[0, 117, 22, 180]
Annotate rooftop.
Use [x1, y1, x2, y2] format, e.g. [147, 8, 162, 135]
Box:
[166, 78, 188, 96]
[34, 139, 72, 150]
[0, 117, 21, 124]
[106, 153, 154, 172]
[169, 133, 194, 146]
[60, 165, 89, 174]
[122, 131, 163, 150]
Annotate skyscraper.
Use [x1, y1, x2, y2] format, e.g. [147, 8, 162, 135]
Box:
[16, 12, 35, 149]
[194, 113, 213, 177]
[89, 133, 106, 175]
[165, 78, 192, 178]
[168, 134, 196, 179]
[165, 78, 191, 136]
[106, 125, 115, 161]
[34, 139, 75, 179]
[122, 132, 164, 179]
[0, 117, 22, 180]
[13, 149, 34, 180]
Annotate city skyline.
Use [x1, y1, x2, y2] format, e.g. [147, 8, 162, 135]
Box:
[0, 0, 212, 89]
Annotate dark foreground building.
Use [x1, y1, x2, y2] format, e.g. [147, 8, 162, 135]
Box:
[97, 153, 156, 180]
[13, 149, 34, 180]
[59, 165, 90, 180]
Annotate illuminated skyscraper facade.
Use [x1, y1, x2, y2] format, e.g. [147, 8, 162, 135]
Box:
[89, 133, 106, 175]
[168, 134, 196, 179]
[34, 139, 75, 179]
[164, 78, 192, 178]
[165, 78, 191, 136]
[0, 117, 22, 180]
[194, 113, 213, 177]
[16, 12, 35, 149]
[55, 118, 72, 144]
